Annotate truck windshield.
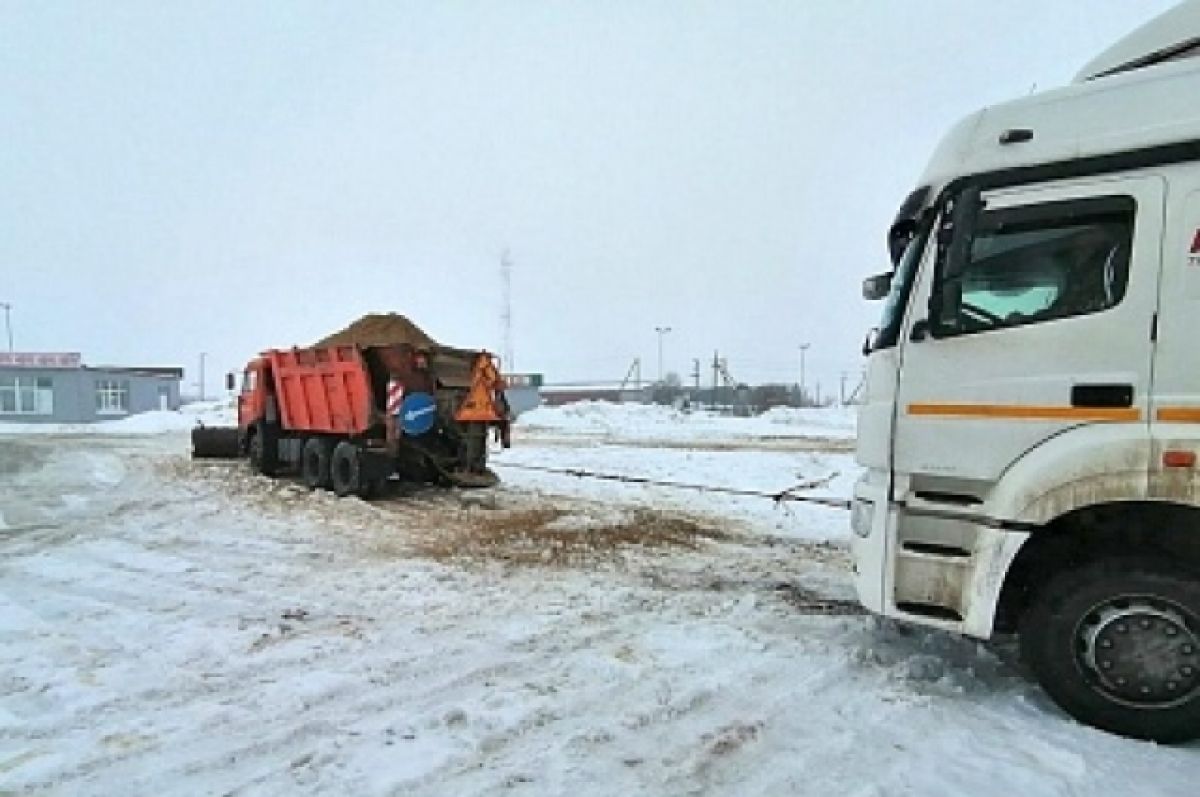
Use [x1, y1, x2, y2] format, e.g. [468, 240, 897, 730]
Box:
[872, 221, 931, 351]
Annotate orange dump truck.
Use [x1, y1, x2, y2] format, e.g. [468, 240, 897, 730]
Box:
[195, 341, 510, 496]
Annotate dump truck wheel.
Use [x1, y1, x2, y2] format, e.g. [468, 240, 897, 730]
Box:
[1020, 557, 1200, 743]
[330, 441, 365, 498]
[248, 423, 278, 476]
[301, 437, 333, 490]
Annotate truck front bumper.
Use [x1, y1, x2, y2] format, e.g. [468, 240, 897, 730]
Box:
[849, 472, 889, 617]
[849, 470, 1030, 639]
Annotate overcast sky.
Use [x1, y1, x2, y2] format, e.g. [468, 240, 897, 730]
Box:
[0, 1, 1179, 397]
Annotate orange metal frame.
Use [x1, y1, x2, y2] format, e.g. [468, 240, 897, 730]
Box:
[454, 353, 508, 423]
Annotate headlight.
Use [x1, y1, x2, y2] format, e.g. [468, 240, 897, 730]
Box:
[851, 499, 874, 538]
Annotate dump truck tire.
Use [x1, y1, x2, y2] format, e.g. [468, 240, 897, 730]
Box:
[301, 437, 334, 490]
[191, 426, 240, 459]
[330, 441, 367, 498]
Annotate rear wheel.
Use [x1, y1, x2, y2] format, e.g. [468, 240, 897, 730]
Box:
[301, 437, 333, 490]
[1020, 557, 1200, 742]
[330, 441, 366, 498]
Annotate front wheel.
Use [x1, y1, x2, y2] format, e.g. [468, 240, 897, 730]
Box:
[1020, 557, 1200, 742]
[248, 422, 279, 477]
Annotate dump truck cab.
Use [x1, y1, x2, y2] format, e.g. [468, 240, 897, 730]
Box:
[236, 357, 269, 435]
[852, 3, 1200, 742]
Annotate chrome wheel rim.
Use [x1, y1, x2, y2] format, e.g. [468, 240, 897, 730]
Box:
[1075, 596, 1200, 709]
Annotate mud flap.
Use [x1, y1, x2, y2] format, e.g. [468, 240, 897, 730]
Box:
[441, 468, 500, 489]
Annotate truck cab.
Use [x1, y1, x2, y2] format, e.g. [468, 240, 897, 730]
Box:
[236, 357, 268, 435]
[852, 3, 1200, 742]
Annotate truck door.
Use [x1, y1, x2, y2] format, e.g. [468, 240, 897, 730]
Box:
[1149, 179, 1200, 499]
[237, 365, 262, 429]
[892, 174, 1165, 501]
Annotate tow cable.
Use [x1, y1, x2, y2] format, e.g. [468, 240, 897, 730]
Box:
[490, 462, 852, 510]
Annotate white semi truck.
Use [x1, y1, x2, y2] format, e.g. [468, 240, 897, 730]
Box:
[853, 3, 1200, 742]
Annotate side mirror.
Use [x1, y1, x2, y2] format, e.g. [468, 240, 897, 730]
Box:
[862, 272, 893, 301]
[225, 372, 236, 392]
[862, 327, 880, 356]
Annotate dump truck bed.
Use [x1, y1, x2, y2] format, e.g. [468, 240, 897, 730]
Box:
[267, 346, 374, 435]
[264, 343, 493, 437]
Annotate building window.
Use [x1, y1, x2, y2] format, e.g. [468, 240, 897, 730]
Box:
[0, 376, 55, 415]
[95, 379, 129, 415]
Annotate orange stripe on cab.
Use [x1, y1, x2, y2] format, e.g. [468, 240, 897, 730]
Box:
[1156, 407, 1200, 423]
[907, 402, 1140, 422]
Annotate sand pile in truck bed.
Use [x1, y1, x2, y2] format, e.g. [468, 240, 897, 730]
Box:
[315, 313, 438, 349]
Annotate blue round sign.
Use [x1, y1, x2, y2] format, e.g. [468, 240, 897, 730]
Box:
[398, 392, 437, 436]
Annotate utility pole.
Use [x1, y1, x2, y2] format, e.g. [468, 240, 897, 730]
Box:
[711, 350, 720, 410]
[840, 372, 848, 406]
[799, 343, 811, 406]
[849, 368, 867, 405]
[654, 326, 672, 383]
[691, 358, 701, 391]
[0, 302, 11, 352]
[198, 352, 207, 402]
[619, 358, 642, 393]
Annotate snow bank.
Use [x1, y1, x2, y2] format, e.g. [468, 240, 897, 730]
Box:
[0, 400, 236, 436]
[516, 401, 856, 442]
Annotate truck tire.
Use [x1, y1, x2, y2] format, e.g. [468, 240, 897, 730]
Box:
[1019, 557, 1200, 742]
[248, 422, 279, 477]
[330, 441, 365, 498]
[301, 437, 333, 490]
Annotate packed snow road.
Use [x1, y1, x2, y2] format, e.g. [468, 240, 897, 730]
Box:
[1, 408, 1196, 795]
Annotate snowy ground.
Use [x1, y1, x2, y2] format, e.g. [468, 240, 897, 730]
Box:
[0, 403, 1196, 795]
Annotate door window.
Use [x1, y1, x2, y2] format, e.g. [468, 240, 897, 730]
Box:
[933, 195, 1136, 336]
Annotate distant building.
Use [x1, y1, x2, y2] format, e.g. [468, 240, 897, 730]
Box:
[501, 373, 544, 416]
[0, 352, 183, 424]
[538, 383, 650, 407]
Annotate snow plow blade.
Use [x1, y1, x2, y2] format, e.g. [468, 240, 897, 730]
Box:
[191, 426, 241, 459]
